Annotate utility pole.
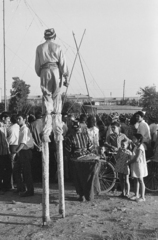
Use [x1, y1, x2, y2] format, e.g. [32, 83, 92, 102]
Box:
[123, 80, 125, 101]
[3, 0, 7, 111]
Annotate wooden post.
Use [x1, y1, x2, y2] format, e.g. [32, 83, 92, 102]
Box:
[56, 114, 65, 217]
[42, 141, 50, 225]
[52, 95, 65, 218]
[41, 109, 53, 225]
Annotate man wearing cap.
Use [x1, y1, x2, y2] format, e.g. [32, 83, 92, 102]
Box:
[35, 28, 69, 116]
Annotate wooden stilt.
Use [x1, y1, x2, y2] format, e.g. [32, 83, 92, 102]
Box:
[56, 114, 65, 218]
[41, 111, 52, 226]
[42, 141, 50, 225]
[52, 94, 65, 218]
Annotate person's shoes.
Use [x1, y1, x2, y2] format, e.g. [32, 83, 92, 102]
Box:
[130, 195, 139, 200]
[78, 196, 86, 202]
[136, 197, 146, 202]
[19, 191, 34, 197]
[118, 193, 126, 198]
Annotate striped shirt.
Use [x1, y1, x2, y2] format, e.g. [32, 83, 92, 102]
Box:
[64, 131, 93, 158]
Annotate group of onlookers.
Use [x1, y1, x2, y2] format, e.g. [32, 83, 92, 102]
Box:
[0, 109, 158, 201]
[0, 111, 43, 196]
[63, 111, 158, 202]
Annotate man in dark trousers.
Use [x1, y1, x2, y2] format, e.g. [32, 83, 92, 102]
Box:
[14, 113, 34, 197]
[64, 120, 100, 202]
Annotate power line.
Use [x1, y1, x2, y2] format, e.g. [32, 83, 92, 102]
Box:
[6, 45, 34, 72]
[6, 17, 34, 72]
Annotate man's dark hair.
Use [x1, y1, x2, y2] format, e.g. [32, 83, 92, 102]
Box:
[136, 111, 144, 118]
[1, 111, 10, 120]
[87, 115, 96, 128]
[80, 114, 87, 123]
[133, 133, 143, 144]
[28, 114, 36, 123]
[111, 121, 120, 127]
[35, 111, 42, 119]
[10, 114, 18, 124]
[119, 115, 126, 123]
[17, 112, 27, 120]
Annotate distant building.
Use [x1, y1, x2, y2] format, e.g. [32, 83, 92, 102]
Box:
[92, 97, 140, 106]
[1, 94, 140, 109]
[65, 94, 92, 104]
[84, 105, 142, 114]
[27, 95, 42, 105]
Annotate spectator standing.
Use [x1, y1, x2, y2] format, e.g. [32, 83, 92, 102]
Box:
[135, 111, 151, 151]
[115, 139, 132, 198]
[7, 114, 20, 189]
[64, 120, 100, 201]
[106, 121, 131, 151]
[0, 112, 12, 192]
[14, 113, 34, 197]
[127, 133, 148, 202]
[29, 111, 43, 182]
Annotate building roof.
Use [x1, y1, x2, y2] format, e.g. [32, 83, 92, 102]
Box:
[84, 104, 142, 114]
[67, 94, 91, 99]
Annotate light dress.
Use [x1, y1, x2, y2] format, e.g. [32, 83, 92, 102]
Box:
[130, 144, 148, 178]
[115, 148, 132, 175]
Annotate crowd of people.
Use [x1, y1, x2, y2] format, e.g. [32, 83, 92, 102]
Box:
[0, 109, 158, 202]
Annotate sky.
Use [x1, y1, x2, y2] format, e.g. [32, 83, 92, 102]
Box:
[0, 0, 158, 99]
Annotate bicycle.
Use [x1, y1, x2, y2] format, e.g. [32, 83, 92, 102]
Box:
[144, 157, 158, 192]
[98, 151, 118, 194]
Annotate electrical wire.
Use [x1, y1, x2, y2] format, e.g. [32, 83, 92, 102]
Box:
[6, 45, 34, 72]
[6, 18, 34, 72]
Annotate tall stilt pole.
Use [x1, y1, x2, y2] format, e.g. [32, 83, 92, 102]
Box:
[56, 111, 65, 217]
[41, 108, 52, 225]
[42, 141, 50, 225]
[51, 94, 65, 217]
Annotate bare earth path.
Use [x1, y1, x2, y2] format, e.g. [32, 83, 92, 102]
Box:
[0, 183, 158, 240]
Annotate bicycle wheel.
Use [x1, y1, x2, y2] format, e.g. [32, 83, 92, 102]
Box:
[144, 159, 158, 192]
[99, 161, 117, 194]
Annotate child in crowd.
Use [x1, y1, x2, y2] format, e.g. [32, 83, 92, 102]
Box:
[115, 139, 132, 198]
[98, 146, 106, 159]
[127, 133, 148, 202]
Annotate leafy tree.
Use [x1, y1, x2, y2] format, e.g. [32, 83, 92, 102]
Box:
[119, 98, 130, 105]
[9, 77, 30, 112]
[129, 99, 139, 106]
[137, 85, 158, 111]
[62, 100, 81, 115]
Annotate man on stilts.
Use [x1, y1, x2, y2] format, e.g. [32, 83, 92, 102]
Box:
[35, 28, 69, 222]
[35, 28, 69, 124]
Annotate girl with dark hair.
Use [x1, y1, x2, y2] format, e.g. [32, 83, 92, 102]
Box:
[126, 133, 148, 202]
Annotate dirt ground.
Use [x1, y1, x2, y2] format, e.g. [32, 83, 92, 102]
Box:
[0, 183, 158, 240]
